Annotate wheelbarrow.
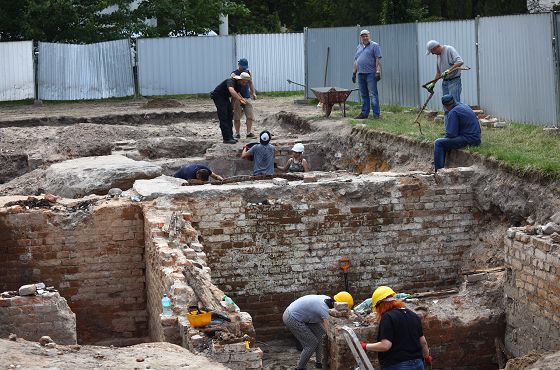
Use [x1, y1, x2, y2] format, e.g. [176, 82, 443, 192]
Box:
[311, 87, 356, 117]
[287, 79, 356, 118]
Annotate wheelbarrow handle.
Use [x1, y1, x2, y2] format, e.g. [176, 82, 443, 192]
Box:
[287, 79, 307, 88]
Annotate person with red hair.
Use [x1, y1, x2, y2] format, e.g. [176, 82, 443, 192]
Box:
[360, 286, 432, 370]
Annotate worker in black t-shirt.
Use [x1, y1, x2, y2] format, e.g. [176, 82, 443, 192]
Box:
[210, 72, 252, 144]
[360, 286, 432, 370]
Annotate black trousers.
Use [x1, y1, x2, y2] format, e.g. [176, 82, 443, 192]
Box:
[212, 94, 234, 141]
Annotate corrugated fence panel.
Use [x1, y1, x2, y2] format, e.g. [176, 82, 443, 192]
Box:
[38, 40, 134, 100]
[364, 23, 419, 107]
[138, 36, 235, 96]
[305, 27, 359, 101]
[555, 14, 560, 125]
[479, 14, 556, 125]
[417, 20, 477, 110]
[0, 41, 34, 101]
[236, 33, 304, 92]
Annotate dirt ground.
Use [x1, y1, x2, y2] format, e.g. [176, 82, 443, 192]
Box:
[0, 337, 230, 370]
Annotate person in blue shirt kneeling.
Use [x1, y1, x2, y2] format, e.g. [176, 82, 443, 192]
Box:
[434, 94, 481, 173]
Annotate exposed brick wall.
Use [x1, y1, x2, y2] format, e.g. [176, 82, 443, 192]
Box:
[0, 202, 147, 345]
[0, 292, 77, 345]
[504, 229, 560, 356]
[143, 206, 263, 369]
[178, 172, 477, 340]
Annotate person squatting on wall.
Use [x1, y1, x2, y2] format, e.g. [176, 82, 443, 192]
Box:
[283, 292, 354, 370]
[433, 94, 481, 173]
[361, 286, 432, 370]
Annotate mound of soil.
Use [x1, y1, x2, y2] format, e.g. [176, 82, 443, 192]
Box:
[143, 99, 183, 109]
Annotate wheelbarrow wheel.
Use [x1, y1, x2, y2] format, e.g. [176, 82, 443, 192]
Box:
[323, 103, 333, 117]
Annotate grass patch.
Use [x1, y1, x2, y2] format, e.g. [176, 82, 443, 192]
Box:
[345, 105, 560, 178]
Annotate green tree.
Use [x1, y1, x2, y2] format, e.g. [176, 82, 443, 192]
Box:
[136, 0, 248, 37]
[381, 0, 428, 24]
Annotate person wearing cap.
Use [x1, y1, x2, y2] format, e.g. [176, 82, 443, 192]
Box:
[241, 130, 275, 175]
[353, 29, 382, 119]
[434, 94, 481, 173]
[173, 164, 224, 182]
[210, 72, 253, 144]
[231, 58, 257, 139]
[283, 292, 354, 370]
[425, 40, 464, 103]
[360, 286, 431, 370]
[278, 143, 309, 173]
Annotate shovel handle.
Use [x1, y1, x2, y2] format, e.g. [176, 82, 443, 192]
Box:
[339, 257, 351, 273]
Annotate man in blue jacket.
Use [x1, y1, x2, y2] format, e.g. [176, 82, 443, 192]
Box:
[434, 94, 481, 172]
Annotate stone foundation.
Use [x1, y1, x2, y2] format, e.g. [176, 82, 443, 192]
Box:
[0, 291, 77, 345]
[504, 229, 560, 355]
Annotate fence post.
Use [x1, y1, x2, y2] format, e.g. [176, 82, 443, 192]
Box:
[304, 27, 308, 99]
[475, 15, 481, 108]
[552, 12, 560, 127]
[33, 41, 40, 103]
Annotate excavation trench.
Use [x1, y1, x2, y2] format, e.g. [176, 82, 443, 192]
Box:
[0, 108, 559, 369]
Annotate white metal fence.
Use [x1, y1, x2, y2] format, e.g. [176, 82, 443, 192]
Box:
[137, 33, 304, 95]
[0, 41, 34, 101]
[306, 13, 560, 126]
[0, 13, 559, 126]
[38, 40, 134, 100]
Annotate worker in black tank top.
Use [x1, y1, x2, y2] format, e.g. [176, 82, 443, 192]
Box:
[360, 286, 432, 370]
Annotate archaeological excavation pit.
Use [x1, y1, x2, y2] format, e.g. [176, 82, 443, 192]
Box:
[1, 104, 559, 370]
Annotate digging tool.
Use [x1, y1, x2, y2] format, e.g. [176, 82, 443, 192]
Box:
[413, 66, 472, 134]
[339, 257, 351, 292]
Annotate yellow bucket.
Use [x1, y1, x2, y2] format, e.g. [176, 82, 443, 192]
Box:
[187, 309, 212, 328]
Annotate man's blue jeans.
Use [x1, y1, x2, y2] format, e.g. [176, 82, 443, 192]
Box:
[381, 358, 424, 370]
[434, 136, 469, 170]
[358, 72, 380, 118]
[442, 77, 462, 103]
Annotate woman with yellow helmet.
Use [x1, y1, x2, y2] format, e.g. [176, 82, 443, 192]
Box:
[283, 291, 354, 370]
[360, 286, 431, 370]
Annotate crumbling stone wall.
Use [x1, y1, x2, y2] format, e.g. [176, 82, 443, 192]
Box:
[0, 202, 147, 345]
[0, 292, 77, 345]
[178, 170, 477, 340]
[504, 229, 560, 355]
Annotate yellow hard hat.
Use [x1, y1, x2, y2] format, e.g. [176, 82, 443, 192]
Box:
[333, 291, 354, 309]
[372, 286, 396, 307]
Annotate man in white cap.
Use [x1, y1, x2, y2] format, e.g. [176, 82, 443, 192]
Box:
[352, 29, 382, 119]
[210, 72, 252, 144]
[231, 58, 257, 139]
[425, 40, 464, 103]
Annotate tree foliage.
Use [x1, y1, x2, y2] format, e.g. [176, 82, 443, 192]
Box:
[0, 0, 528, 43]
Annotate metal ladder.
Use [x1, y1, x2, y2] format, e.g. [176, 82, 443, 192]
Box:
[340, 326, 375, 370]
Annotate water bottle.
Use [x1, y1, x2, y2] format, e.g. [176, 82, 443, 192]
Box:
[223, 295, 241, 312]
[353, 298, 372, 313]
[161, 294, 172, 317]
